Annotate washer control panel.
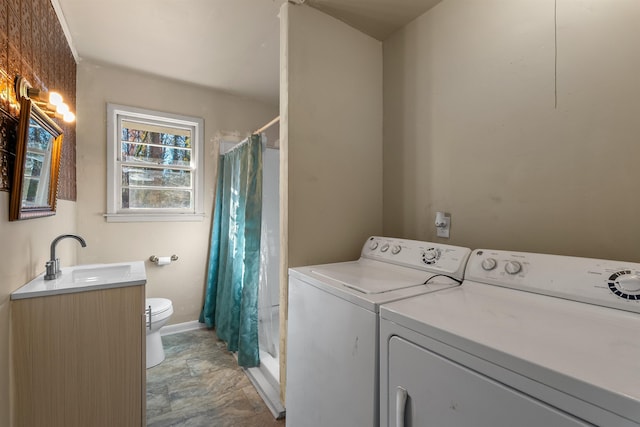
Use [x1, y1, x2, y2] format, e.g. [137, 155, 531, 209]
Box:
[467, 249, 640, 314]
[362, 236, 471, 280]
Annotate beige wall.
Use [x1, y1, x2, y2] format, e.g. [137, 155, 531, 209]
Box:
[0, 197, 77, 426]
[383, 0, 640, 261]
[279, 3, 383, 402]
[283, 3, 384, 268]
[75, 62, 277, 324]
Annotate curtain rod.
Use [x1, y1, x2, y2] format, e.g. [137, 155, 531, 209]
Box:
[253, 116, 280, 135]
[220, 116, 280, 155]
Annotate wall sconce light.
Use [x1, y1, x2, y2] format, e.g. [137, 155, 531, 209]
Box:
[14, 75, 75, 123]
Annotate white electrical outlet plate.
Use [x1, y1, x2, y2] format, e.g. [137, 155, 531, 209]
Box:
[436, 217, 450, 238]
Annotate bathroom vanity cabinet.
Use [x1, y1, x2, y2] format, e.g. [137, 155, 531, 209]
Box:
[12, 284, 146, 427]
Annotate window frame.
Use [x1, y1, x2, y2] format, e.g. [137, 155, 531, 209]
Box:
[106, 103, 205, 222]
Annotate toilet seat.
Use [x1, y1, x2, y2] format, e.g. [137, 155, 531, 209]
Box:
[146, 298, 173, 318]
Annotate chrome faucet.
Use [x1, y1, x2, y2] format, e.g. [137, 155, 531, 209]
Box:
[44, 234, 87, 280]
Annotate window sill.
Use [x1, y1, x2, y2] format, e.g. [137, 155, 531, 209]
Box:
[104, 213, 205, 223]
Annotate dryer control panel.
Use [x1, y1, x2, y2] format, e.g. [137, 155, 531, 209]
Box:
[466, 249, 640, 314]
[362, 236, 471, 280]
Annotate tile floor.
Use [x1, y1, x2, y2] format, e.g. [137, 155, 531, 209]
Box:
[146, 328, 286, 427]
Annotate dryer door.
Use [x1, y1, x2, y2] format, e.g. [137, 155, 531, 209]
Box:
[386, 336, 593, 427]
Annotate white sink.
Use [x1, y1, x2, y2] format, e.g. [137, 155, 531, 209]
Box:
[11, 261, 147, 300]
[71, 263, 133, 284]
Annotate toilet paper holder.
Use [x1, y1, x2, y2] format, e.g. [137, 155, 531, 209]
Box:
[149, 255, 179, 264]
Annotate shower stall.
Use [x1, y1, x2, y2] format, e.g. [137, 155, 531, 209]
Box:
[218, 136, 283, 418]
[246, 145, 284, 418]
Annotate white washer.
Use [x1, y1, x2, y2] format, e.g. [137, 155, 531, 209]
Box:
[380, 249, 640, 427]
[286, 236, 471, 427]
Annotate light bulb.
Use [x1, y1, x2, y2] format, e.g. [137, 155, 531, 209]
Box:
[49, 91, 63, 106]
[56, 103, 69, 114]
[63, 111, 75, 123]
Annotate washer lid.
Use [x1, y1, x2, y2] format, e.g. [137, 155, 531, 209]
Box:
[147, 298, 172, 315]
[310, 259, 429, 294]
[290, 258, 462, 312]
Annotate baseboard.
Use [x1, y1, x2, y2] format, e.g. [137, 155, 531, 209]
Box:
[160, 320, 207, 336]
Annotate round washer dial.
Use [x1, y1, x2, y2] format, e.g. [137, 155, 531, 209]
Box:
[481, 258, 497, 271]
[422, 248, 439, 265]
[505, 261, 522, 275]
[608, 270, 640, 300]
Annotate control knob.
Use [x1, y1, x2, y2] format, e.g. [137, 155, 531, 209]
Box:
[608, 271, 640, 300]
[391, 245, 402, 255]
[505, 261, 522, 275]
[481, 258, 497, 271]
[380, 243, 390, 253]
[369, 241, 379, 250]
[422, 248, 439, 264]
[617, 275, 640, 293]
[424, 249, 438, 260]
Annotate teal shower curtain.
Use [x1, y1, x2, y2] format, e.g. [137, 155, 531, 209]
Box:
[200, 135, 262, 367]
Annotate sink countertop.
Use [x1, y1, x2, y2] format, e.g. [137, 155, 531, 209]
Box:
[11, 261, 147, 300]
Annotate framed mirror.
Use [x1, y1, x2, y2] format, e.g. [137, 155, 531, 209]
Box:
[9, 97, 64, 221]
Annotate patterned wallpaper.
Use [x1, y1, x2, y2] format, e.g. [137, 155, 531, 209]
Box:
[0, 0, 77, 200]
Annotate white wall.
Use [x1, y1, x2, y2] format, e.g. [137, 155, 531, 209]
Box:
[75, 62, 278, 324]
[383, 0, 640, 261]
[0, 197, 77, 426]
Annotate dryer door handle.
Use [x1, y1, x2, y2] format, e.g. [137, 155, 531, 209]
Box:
[396, 386, 408, 427]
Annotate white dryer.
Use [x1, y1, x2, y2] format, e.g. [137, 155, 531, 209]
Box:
[286, 236, 471, 427]
[380, 249, 640, 427]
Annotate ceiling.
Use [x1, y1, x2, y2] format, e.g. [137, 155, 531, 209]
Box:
[54, 0, 441, 106]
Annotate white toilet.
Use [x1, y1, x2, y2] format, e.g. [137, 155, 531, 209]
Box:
[146, 298, 174, 369]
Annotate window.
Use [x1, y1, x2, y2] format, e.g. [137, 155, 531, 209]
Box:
[106, 104, 204, 222]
